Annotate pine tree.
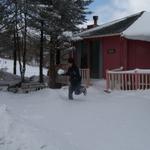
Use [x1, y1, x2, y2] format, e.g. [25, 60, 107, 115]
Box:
[45, 0, 93, 88]
[0, 0, 93, 87]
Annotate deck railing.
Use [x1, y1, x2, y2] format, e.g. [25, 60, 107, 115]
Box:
[106, 68, 150, 91]
[80, 68, 90, 87]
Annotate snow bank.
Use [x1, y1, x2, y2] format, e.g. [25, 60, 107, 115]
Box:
[0, 58, 48, 77]
[0, 70, 21, 86]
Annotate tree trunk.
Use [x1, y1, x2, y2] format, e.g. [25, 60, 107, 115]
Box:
[39, 20, 44, 83]
[49, 48, 56, 88]
[13, 30, 17, 75]
[48, 38, 60, 88]
[22, 0, 28, 82]
[14, 0, 23, 83]
[56, 49, 60, 65]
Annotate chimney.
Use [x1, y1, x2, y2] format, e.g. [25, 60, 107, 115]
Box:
[87, 15, 99, 29]
[93, 16, 98, 26]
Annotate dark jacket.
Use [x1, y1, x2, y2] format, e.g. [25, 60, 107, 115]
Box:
[65, 65, 81, 86]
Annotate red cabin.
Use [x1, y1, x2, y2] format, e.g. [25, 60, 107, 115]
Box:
[73, 11, 150, 78]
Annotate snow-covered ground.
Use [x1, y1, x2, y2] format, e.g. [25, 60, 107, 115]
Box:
[0, 58, 150, 150]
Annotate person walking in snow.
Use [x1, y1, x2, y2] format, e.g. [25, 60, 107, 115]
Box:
[58, 57, 87, 100]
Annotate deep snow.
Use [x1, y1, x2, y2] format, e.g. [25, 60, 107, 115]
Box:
[0, 58, 150, 150]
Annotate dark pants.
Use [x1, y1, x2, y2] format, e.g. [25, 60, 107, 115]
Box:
[68, 83, 81, 100]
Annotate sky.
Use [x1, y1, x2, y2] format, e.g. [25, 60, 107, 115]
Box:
[84, 0, 150, 26]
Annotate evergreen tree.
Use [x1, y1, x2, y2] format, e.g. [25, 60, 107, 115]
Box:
[0, 0, 93, 87]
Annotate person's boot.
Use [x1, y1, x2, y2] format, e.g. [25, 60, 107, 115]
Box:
[83, 88, 87, 96]
[69, 86, 74, 100]
[69, 92, 73, 100]
[81, 86, 87, 96]
[69, 96, 73, 100]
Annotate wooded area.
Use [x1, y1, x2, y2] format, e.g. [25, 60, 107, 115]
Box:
[0, 0, 93, 87]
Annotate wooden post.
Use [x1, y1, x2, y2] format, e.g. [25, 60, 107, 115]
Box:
[135, 70, 138, 90]
[105, 69, 110, 92]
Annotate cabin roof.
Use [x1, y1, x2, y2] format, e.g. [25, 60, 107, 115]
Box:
[76, 11, 144, 39]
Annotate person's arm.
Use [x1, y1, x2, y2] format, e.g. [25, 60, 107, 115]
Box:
[62, 68, 70, 76]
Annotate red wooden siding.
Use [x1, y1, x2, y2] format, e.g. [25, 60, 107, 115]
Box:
[74, 35, 150, 79]
[102, 36, 122, 77]
[127, 40, 150, 69]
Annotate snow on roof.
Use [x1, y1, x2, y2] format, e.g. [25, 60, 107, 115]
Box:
[75, 11, 142, 39]
[71, 35, 83, 41]
[122, 11, 150, 42]
[77, 17, 126, 37]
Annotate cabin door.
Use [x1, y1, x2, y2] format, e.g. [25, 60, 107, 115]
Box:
[90, 40, 102, 78]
